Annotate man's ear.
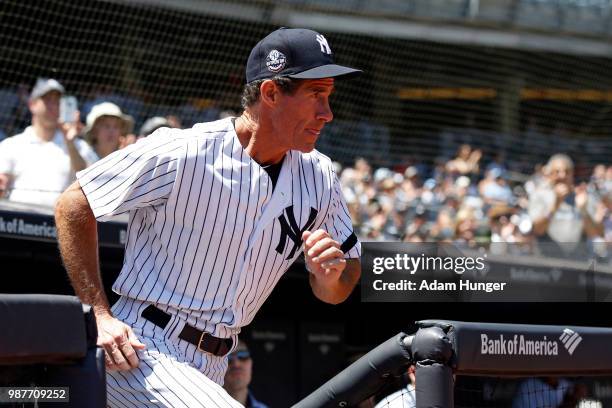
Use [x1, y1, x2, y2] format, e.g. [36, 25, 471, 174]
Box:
[259, 80, 279, 107]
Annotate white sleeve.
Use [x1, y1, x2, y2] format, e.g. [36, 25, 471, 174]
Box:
[323, 171, 361, 259]
[0, 138, 15, 174]
[76, 128, 184, 221]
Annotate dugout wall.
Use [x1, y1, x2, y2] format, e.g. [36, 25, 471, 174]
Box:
[295, 320, 612, 408]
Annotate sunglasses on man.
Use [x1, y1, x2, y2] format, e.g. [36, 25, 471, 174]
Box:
[227, 350, 251, 363]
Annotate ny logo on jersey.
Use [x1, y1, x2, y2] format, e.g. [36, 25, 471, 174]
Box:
[275, 206, 318, 260]
[316, 34, 332, 55]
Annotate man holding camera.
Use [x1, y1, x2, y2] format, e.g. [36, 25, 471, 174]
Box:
[529, 153, 603, 258]
[0, 78, 97, 206]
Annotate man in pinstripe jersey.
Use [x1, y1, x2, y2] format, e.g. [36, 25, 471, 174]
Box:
[55, 27, 362, 407]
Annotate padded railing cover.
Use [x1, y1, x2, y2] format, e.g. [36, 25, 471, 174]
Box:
[0, 294, 88, 364]
[418, 320, 612, 376]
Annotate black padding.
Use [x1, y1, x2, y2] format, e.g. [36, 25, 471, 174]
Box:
[0, 295, 106, 407]
[412, 326, 453, 364]
[0, 294, 87, 364]
[292, 332, 412, 408]
[415, 362, 454, 408]
[418, 319, 612, 376]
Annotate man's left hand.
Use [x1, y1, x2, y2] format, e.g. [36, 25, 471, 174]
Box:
[302, 229, 346, 284]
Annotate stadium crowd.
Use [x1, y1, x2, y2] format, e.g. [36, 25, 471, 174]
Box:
[339, 148, 611, 259]
[0, 78, 610, 260]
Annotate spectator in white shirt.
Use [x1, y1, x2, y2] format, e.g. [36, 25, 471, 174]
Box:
[0, 78, 98, 207]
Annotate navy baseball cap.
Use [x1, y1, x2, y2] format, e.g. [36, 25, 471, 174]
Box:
[246, 28, 361, 84]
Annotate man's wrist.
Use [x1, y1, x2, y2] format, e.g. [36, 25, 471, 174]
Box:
[92, 305, 113, 318]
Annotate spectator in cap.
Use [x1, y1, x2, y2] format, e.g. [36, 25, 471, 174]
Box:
[223, 340, 269, 408]
[0, 78, 97, 206]
[85, 102, 133, 159]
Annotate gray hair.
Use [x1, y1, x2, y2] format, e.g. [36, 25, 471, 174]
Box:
[241, 76, 301, 109]
[546, 153, 574, 172]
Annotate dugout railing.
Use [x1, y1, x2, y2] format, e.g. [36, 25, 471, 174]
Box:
[294, 320, 612, 408]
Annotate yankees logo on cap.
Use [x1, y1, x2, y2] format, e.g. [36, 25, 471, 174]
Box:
[266, 50, 287, 73]
[315, 34, 332, 55]
[246, 27, 362, 83]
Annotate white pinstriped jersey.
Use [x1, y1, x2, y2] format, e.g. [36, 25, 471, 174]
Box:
[77, 117, 360, 339]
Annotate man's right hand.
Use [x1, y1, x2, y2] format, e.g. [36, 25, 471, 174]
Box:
[96, 313, 146, 371]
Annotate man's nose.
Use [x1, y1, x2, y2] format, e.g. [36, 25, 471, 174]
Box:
[317, 98, 333, 123]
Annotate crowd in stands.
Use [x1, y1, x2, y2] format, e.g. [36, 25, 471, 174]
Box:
[339, 145, 611, 260]
[0, 78, 610, 261]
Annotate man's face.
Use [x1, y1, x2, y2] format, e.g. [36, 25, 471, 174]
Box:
[224, 348, 252, 391]
[29, 91, 61, 127]
[548, 160, 573, 186]
[270, 78, 334, 153]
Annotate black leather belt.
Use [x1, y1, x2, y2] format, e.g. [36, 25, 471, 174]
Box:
[141, 305, 232, 357]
